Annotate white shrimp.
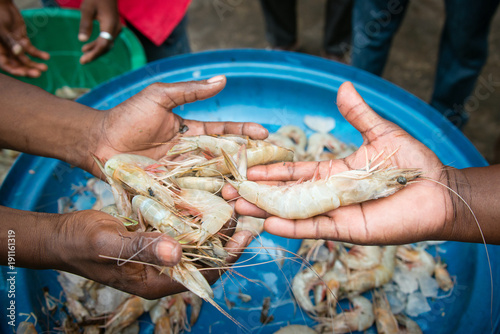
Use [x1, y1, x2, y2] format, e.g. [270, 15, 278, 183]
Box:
[104, 155, 175, 207]
[224, 148, 421, 219]
[168, 135, 243, 156]
[396, 245, 436, 276]
[291, 262, 328, 314]
[316, 295, 375, 333]
[343, 246, 397, 295]
[131, 195, 194, 236]
[372, 288, 399, 334]
[434, 259, 454, 291]
[193, 141, 294, 177]
[175, 188, 233, 245]
[235, 215, 265, 236]
[175, 176, 225, 194]
[339, 245, 382, 271]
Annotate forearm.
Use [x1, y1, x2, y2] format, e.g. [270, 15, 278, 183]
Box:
[0, 74, 102, 169]
[0, 206, 66, 270]
[446, 164, 500, 244]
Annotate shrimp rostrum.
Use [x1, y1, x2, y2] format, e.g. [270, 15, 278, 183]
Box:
[223, 147, 422, 219]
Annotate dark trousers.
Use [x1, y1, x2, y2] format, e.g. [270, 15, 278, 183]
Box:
[260, 0, 353, 56]
[351, 0, 500, 128]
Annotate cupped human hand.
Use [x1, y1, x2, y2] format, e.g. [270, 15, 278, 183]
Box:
[224, 82, 460, 245]
[78, 0, 121, 64]
[0, 1, 49, 77]
[55, 209, 252, 299]
[84, 75, 268, 177]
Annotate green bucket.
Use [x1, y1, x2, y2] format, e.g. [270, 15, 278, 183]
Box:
[2, 8, 146, 94]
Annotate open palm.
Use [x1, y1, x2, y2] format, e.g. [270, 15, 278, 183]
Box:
[86, 76, 268, 177]
[227, 82, 458, 245]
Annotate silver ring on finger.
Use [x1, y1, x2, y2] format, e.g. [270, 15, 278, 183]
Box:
[99, 31, 113, 41]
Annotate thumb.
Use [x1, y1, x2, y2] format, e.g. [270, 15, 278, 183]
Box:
[120, 232, 182, 267]
[79, 4, 95, 42]
[336, 82, 388, 142]
[143, 75, 227, 110]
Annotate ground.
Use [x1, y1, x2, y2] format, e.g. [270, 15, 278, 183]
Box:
[3, 0, 499, 182]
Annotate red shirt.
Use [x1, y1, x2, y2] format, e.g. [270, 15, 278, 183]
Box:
[57, 0, 191, 46]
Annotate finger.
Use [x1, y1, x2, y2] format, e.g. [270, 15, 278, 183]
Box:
[0, 54, 28, 76]
[235, 198, 271, 218]
[245, 160, 348, 182]
[184, 120, 269, 140]
[80, 38, 111, 64]
[263, 215, 344, 240]
[81, 39, 96, 52]
[336, 82, 391, 142]
[223, 230, 253, 263]
[18, 38, 50, 60]
[15, 52, 47, 74]
[143, 75, 228, 110]
[79, 4, 95, 42]
[117, 231, 182, 267]
[98, 5, 121, 39]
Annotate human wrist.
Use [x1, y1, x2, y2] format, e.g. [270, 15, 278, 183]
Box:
[439, 167, 476, 242]
[0, 207, 67, 270]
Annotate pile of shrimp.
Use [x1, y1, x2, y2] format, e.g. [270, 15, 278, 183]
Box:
[289, 240, 453, 333]
[35, 271, 202, 334]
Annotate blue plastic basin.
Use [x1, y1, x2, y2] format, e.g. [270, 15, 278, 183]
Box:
[1, 50, 498, 333]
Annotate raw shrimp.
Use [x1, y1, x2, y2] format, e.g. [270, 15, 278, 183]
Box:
[372, 288, 399, 334]
[343, 246, 397, 295]
[224, 148, 421, 219]
[395, 314, 423, 334]
[194, 141, 294, 177]
[175, 188, 233, 245]
[339, 245, 382, 271]
[168, 135, 243, 156]
[175, 176, 225, 193]
[163, 262, 244, 330]
[397, 246, 435, 275]
[132, 195, 193, 236]
[277, 125, 307, 151]
[434, 259, 454, 292]
[235, 215, 265, 236]
[104, 155, 175, 207]
[317, 260, 348, 317]
[104, 296, 144, 334]
[17, 314, 38, 334]
[291, 262, 328, 314]
[316, 295, 375, 333]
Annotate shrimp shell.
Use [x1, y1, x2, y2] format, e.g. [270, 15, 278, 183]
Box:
[132, 195, 193, 236]
[343, 246, 397, 295]
[195, 143, 294, 177]
[104, 156, 174, 207]
[372, 288, 399, 334]
[224, 147, 421, 219]
[316, 296, 375, 333]
[175, 176, 225, 194]
[176, 188, 233, 244]
[168, 135, 242, 156]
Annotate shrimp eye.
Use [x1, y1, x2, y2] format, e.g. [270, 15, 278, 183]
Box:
[397, 176, 407, 185]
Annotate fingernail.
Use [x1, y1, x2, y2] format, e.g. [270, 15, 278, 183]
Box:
[207, 75, 225, 84]
[78, 33, 88, 42]
[156, 240, 181, 265]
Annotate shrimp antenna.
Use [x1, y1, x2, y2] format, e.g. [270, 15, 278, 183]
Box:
[421, 176, 493, 327]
